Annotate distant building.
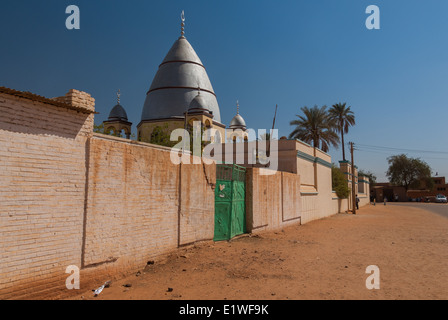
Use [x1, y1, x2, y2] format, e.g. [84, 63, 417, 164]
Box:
[371, 176, 448, 202]
[407, 176, 448, 201]
[371, 183, 407, 202]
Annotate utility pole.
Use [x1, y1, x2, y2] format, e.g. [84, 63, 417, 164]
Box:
[267, 104, 278, 158]
[350, 142, 356, 214]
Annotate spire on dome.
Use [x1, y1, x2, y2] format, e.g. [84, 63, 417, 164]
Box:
[180, 10, 185, 38]
[116, 89, 121, 104]
[229, 100, 246, 130]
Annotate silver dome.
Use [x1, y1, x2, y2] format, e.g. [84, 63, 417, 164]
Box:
[188, 93, 209, 112]
[229, 113, 246, 130]
[141, 37, 221, 123]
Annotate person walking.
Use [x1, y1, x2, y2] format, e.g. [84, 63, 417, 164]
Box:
[356, 195, 360, 210]
[384, 197, 387, 205]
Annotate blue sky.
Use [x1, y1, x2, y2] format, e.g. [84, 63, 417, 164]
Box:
[1, 0, 447, 181]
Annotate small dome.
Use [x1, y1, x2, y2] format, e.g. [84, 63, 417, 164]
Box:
[229, 114, 246, 130]
[108, 104, 128, 122]
[188, 93, 209, 112]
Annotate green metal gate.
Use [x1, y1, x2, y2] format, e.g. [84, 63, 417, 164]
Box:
[214, 164, 246, 241]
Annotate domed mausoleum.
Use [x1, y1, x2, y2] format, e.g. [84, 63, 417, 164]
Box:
[137, 13, 226, 143]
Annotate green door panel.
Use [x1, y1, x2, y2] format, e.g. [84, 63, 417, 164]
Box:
[214, 165, 246, 241]
[214, 201, 231, 241]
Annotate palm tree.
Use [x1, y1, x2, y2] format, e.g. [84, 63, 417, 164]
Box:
[289, 105, 339, 152]
[328, 103, 355, 161]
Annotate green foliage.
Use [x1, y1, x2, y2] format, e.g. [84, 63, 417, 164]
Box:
[328, 103, 355, 161]
[147, 124, 178, 148]
[141, 122, 210, 155]
[332, 165, 350, 199]
[93, 123, 123, 138]
[386, 154, 433, 191]
[289, 105, 340, 153]
[93, 123, 105, 134]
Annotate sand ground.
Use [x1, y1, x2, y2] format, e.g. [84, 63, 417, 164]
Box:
[71, 203, 448, 300]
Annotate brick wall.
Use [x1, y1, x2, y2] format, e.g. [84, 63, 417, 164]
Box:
[83, 135, 216, 271]
[0, 90, 216, 299]
[0, 91, 94, 299]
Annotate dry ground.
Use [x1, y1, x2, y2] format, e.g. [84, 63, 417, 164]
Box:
[70, 203, 448, 300]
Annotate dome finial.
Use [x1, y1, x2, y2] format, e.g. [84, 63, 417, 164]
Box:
[181, 10, 185, 38]
[117, 89, 121, 104]
[236, 100, 239, 114]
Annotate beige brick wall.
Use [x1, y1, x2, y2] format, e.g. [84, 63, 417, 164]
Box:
[0, 92, 93, 299]
[84, 136, 179, 268]
[0, 91, 217, 299]
[179, 159, 216, 245]
[83, 136, 216, 273]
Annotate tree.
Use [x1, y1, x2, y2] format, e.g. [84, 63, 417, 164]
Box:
[93, 123, 105, 134]
[386, 154, 433, 191]
[147, 124, 178, 147]
[288, 105, 340, 152]
[332, 165, 350, 199]
[328, 103, 355, 161]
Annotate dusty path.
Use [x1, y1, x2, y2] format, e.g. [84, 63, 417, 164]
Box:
[71, 203, 448, 300]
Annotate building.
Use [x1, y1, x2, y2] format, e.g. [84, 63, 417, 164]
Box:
[371, 183, 407, 202]
[102, 13, 249, 145]
[371, 176, 448, 202]
[407, 176, 448, 201]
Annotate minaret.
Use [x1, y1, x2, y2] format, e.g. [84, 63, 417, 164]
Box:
[228, 100, 248, 142]
[103, 89, 132, 139]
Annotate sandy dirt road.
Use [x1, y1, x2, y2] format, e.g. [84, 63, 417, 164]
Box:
[71, 203, 448, 300]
